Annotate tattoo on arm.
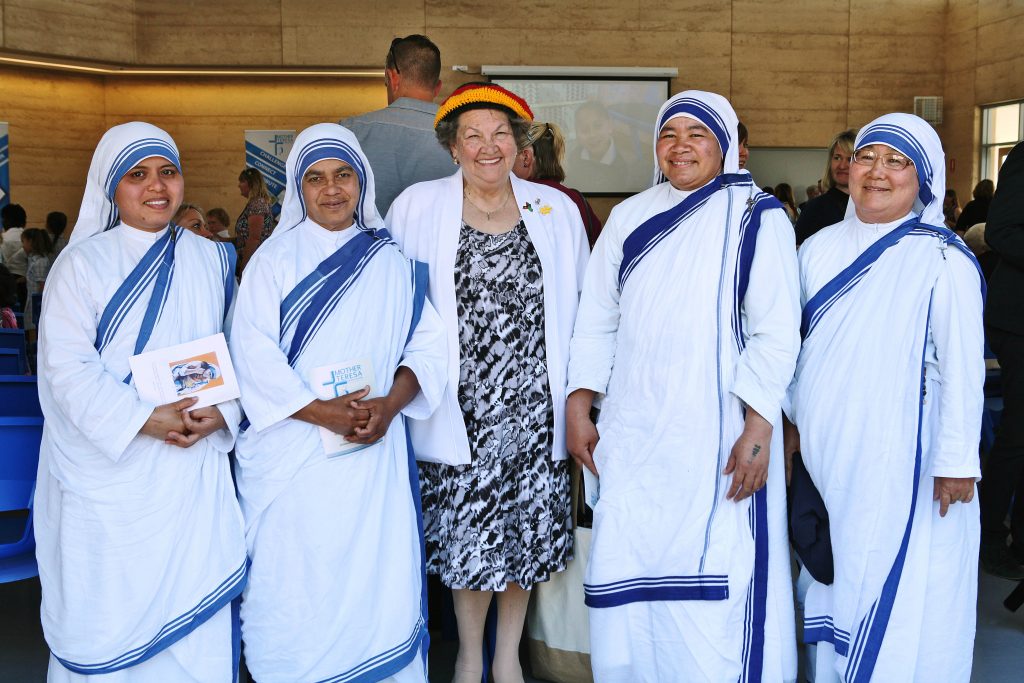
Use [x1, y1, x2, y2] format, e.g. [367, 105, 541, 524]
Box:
[748, 443, 762, 464]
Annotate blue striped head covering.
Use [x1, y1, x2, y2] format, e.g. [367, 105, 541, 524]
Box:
[652, 90, 739, 187]
[271, 123, 383, 240]
[849, 113, 944, 226]
[72, 122, 182, 243]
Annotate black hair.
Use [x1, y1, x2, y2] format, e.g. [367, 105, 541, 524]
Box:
[1, 203, 27, 229]
[386, 34, 441, 88]
[46, 211, 68, 238]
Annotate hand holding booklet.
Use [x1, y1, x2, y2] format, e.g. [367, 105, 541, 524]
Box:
[308, 359, 377, 458]
[129, 333, 240, 410]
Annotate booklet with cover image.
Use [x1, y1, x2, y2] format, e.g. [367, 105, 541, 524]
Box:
[309, 358, 378, 457]
[129, 332, 240, 410]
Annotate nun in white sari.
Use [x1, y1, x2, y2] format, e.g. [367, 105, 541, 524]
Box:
[790, 114, 985, 682]
[566, 91, 799, 682]
[35, 122, 246, 682]
[230, 123, 446, 683]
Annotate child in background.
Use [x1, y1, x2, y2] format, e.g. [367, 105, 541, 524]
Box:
[20, 227, 54, 341]
[205, 207, 233, 241]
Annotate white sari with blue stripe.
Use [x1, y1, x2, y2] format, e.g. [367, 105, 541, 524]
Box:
[36, 121, 246, 682]
[792, 213, 984, 683]
[570, 174, 799, 682]
[230, 124, 446, 683]
[37, 225, 245, 682]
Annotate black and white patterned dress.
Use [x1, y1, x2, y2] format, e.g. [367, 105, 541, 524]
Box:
[420, 220, 572, 591]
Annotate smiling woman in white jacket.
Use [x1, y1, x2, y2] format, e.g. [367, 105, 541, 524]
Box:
[386, 82, 588, 683]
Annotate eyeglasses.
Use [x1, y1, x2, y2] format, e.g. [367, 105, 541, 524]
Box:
[852, 148, 914, 171]
[387, 38, 402, 75]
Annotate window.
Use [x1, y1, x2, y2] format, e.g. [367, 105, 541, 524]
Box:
[981, 101, 1024, 182]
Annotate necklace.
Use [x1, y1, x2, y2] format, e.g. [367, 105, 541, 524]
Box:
[463, 186, 512, 221]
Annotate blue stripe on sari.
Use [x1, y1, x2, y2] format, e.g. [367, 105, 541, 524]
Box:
[732, 192, 784, 349]
[133, 229, 178, 358]
[801, 220, 985, 341]
[94, 228, 174, 354]
[217, 241, 237, 322]
[844, 296, 933, 683]
[618, 174, 753, 291]
[584, 575, 730, 607]
[282, 229, 390, 367]
[94, 227, 180, 385]
[55, 559, 248, 675]
[740, 486, 770, 683]
[405, 260, 429, 347]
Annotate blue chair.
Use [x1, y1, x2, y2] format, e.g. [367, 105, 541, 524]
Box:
[0, 416, 43, 582]
[0, 349, 21, 375]
[0, 328, 28, 374]
[0, 375, 40, 416]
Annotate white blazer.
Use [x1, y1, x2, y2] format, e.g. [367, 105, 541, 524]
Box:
[387, 170, 589, 465]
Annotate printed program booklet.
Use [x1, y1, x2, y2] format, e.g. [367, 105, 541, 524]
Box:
[309, 359, 377, 457]
[128, 332, 240, 410]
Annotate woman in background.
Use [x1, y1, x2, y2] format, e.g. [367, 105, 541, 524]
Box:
[514, 121, 603, 247]
[235, 167, 276, 271]
[775, 182, 799, 224]
[173, 203, 216, 240]
[795, 128, 857, 245]
[955, 179, 994, 236]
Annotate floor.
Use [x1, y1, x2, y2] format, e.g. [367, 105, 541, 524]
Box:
[1, 572, 1020, 682]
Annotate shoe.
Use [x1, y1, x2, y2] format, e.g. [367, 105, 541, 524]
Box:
[980, 544, 1024, 580]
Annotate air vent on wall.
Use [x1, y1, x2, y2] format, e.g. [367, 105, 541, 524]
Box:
[914, 96, 943, 125]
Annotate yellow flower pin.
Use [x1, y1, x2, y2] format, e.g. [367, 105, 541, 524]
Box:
[539, 205, 552, 215]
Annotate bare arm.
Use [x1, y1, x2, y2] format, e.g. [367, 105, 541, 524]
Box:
[291, 385, 372, 436]
[724, 408, 773, 502]
[566, 388, 599, 475]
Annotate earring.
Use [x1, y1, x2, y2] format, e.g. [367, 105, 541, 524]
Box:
[453, 156, 460, 166]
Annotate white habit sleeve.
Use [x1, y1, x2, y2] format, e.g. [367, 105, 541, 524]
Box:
[928, 250, 985, 479]
[566, 207, 626, 395]
[38, 251, 154, 461]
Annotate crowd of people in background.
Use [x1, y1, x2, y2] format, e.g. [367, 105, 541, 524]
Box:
[3, 29, 1019, 683]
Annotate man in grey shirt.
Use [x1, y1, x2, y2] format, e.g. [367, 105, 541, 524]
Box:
[341, 35, 455, 217]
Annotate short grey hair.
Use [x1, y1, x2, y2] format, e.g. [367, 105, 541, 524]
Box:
[435, 108, 531, 157]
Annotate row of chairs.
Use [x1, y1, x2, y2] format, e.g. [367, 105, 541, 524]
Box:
[0, 373, 42, 583]
[0, 328, 29, 374]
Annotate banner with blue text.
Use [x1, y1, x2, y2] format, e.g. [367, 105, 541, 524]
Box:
[244, 130, 295, 217]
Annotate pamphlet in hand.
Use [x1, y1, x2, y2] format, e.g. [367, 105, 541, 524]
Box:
[309, 359, 377, 458]
[129, 332, 240, 410]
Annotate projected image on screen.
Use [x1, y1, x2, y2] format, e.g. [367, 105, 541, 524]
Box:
[492, 78, 668, 194]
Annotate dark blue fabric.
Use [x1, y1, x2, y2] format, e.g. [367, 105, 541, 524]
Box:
[788, 451, 833, 585]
